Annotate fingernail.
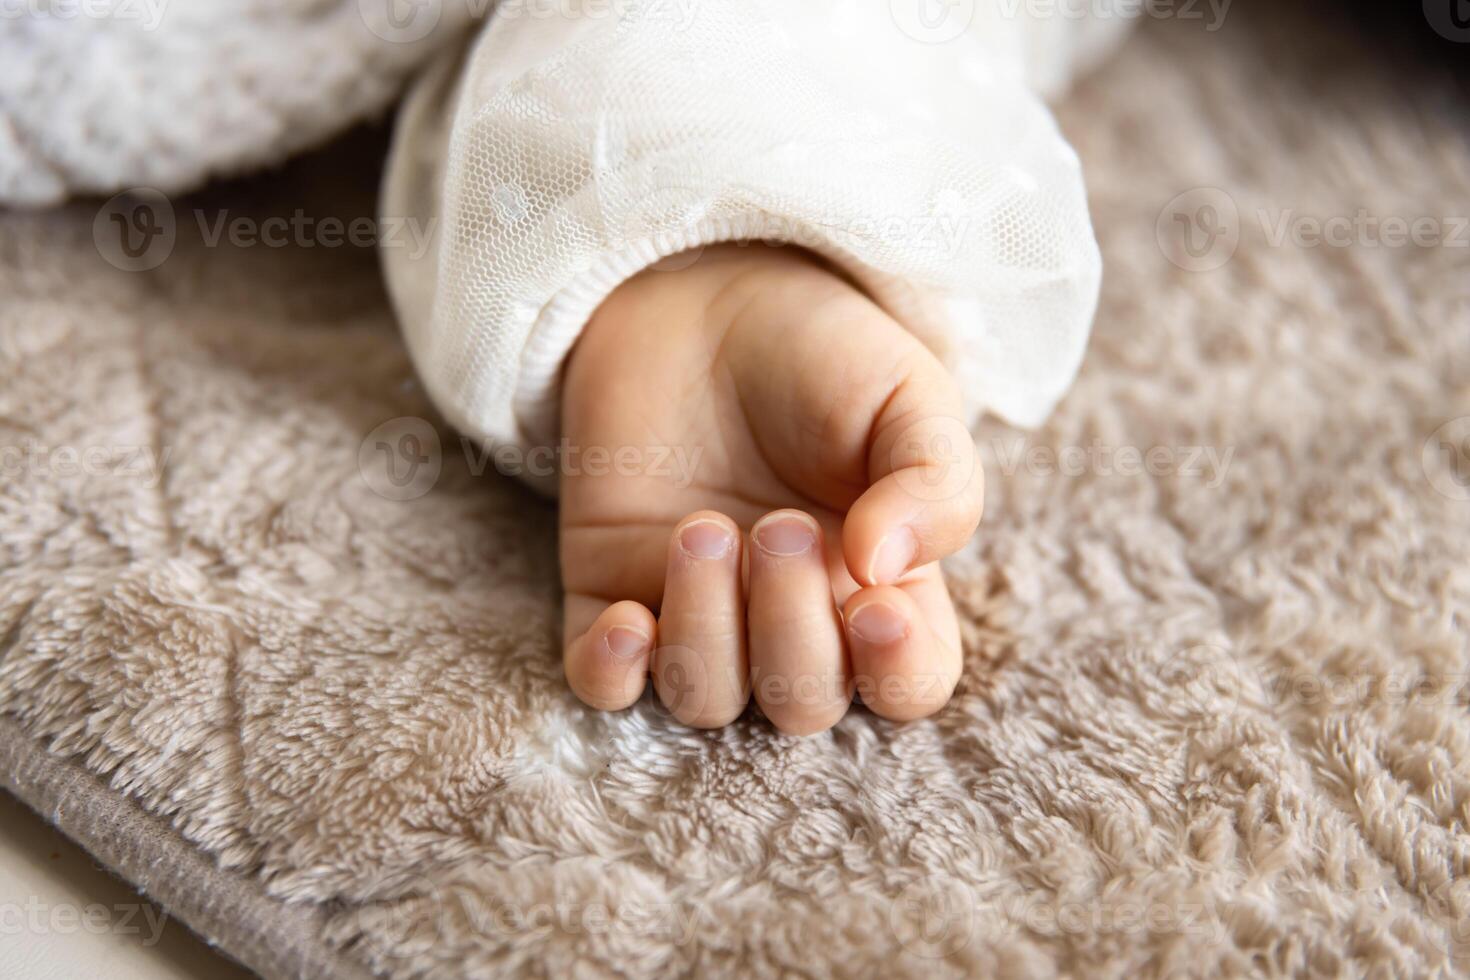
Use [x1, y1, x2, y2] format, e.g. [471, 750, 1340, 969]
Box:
[605, 625, 650, 659]
[679, 520, 734, 559]
[753, 513, 818, 556]
[848, 601, 910, 646]
[869, 527, 917, 584]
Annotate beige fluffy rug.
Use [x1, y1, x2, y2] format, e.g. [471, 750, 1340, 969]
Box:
[3, 4, 1470, 977]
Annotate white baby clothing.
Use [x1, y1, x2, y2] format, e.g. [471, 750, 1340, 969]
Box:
[380, 0, 1133, 493]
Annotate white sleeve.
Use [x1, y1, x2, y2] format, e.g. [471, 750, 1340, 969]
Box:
[381, 0, 1131, 493]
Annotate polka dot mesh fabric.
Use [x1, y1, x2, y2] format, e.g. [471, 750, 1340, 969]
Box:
[381, 0, 1132, 493]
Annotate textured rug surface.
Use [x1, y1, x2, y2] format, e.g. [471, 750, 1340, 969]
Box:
[3, 4, 1470, 978]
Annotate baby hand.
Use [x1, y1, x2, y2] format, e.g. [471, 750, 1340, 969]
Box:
[560, 245, 983, 735]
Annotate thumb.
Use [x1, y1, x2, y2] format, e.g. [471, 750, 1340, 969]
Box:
[842, 358, 984, 586]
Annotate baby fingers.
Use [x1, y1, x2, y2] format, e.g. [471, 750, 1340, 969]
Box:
[565, 509, 960, 735]
[844, 367, 984, 587]
[843, 568, 961, 721]
[563, 596, 657, 711]
[653, 512, 750, 728]
[747, 510, 853, 735]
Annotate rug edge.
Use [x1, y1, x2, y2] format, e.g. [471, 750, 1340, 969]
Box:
[0, 713, 377, 980]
